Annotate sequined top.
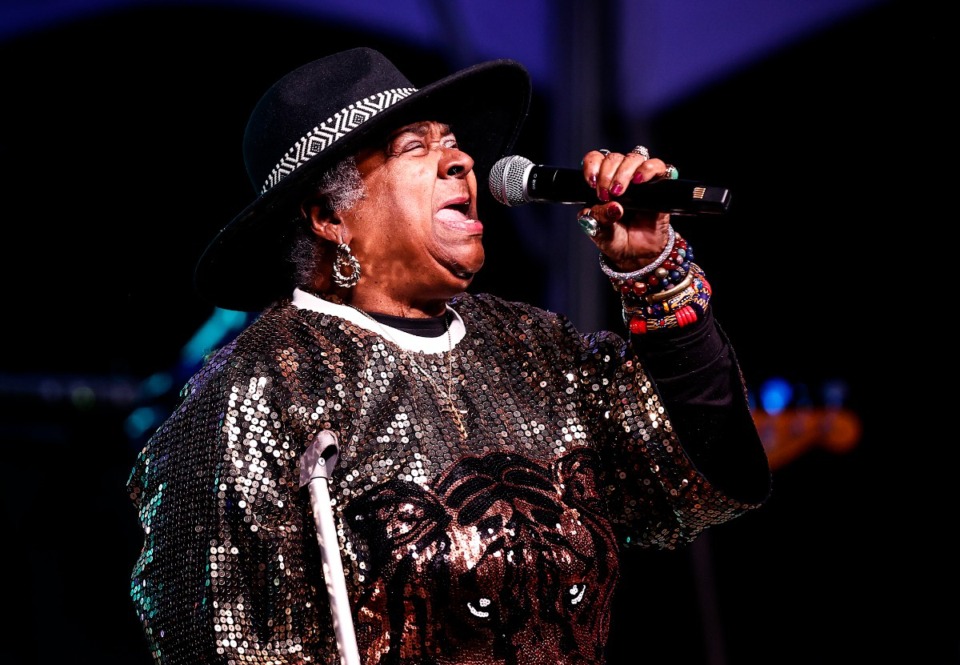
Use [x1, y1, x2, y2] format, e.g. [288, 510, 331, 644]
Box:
[128, 291, 769, 664]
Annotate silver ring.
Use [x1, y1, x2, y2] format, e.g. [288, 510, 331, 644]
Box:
[663, 164, 678, 180]
[597, 149, 611, 156]
[577, 212, 599, 237]
[630, 145, 650, 159]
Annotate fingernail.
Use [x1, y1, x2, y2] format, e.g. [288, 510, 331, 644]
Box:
[611, 183, 623, 196]
[599, 188, 609, 202]
[589, 174, 597, 188]
[632, 172, 645, 183]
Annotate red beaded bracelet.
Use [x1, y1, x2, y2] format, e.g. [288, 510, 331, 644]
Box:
[621, 263, 712, 334]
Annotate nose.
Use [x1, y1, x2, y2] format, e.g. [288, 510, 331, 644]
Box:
[440, 148, 473, 178]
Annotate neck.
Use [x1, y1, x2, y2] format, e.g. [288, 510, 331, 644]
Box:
[305, 272, 464, 318]
[341, 290, 450, 319]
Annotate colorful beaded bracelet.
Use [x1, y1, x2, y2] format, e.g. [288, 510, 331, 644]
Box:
[600, 229, 694, 301]
[621, 263, 712, 335]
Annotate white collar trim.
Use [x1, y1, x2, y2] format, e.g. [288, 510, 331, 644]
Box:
[291, 288, 465, 354]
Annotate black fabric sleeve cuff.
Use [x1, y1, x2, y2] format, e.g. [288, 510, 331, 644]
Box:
[631, 307, 771, 504]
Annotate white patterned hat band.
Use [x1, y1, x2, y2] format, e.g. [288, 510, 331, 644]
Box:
[261, 87, 416, 194]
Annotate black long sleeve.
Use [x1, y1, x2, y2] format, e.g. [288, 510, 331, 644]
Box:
[633, 307, 771, 504]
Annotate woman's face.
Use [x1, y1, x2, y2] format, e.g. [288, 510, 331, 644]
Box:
[341, 121, 484, 308]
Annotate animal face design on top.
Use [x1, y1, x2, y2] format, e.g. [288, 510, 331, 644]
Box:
[345, 449, 620, 664]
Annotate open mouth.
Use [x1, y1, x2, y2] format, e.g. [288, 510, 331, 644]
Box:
[446, 200, 471, 216]
[435, 199, 478, 228]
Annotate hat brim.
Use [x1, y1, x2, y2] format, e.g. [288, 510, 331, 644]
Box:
[195, 59, 531, 312]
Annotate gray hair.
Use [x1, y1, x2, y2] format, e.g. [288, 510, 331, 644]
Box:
[290, 156, 365, 286]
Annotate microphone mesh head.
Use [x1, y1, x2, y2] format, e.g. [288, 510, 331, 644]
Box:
[488, 155, 533, 206]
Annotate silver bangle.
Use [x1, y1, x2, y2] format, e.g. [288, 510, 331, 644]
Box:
[598, 225, 676, 281]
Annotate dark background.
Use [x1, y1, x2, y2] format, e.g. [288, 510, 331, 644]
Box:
[1, 1, 954, 663]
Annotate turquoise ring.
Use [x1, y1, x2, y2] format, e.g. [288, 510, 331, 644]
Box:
[578, 213, 599, 237]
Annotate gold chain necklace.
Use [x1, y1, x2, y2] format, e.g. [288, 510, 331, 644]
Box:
[348, 305, 468, 440]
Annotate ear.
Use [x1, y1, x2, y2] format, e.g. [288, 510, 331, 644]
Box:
[301, 197, 344, 244]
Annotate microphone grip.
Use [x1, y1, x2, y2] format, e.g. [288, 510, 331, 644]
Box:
[527, 168, 732, 216]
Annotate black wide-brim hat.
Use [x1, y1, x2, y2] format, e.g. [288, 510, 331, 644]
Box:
[194, 47, 532, 312]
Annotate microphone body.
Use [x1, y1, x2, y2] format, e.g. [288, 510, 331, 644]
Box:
[489, 155, 731, 216]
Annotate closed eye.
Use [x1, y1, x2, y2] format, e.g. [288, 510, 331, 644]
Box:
[467, 597, 492, 618]
[568, 583, 586, 606]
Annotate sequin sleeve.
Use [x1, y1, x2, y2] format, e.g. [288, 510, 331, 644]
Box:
[457, 294, 768, 551]
[127, 309, 340, 664]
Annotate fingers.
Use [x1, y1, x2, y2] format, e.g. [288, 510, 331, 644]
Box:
[582, 147, 671, 202]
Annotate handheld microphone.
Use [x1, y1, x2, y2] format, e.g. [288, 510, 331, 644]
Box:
[488, 155, 732, 216]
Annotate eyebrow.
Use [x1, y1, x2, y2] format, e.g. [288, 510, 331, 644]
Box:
[391, 122, 453, 139]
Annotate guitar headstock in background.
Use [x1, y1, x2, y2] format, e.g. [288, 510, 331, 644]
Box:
[749, 378, 861, 470]
[752, 407, 861, 470]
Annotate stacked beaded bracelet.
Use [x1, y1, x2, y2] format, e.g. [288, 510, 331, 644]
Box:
[598, 228, 712, 334]
[599, 226, 691, 300]
[621, 263, 711, 334]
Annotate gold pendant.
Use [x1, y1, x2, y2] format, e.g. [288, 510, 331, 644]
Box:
[442, 402, 468, 440]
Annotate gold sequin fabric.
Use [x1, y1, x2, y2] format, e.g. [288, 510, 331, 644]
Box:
[127, 292, 764, 664]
